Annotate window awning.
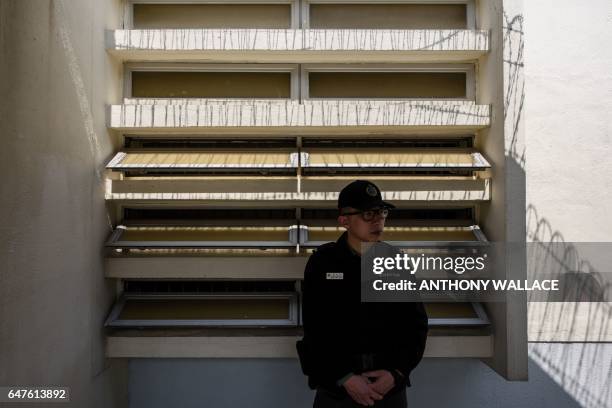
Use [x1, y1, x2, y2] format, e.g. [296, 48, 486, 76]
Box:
[301, 150, 490, 175]
[105, 293, 298, 328]
[299, 225, 488, 248]
[106, 151, 299, 175]
[425, 302, 489, 326]
[103, 294, 485, 328]
[106, 225, 299, 249]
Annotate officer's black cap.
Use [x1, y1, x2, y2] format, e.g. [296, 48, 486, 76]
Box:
[338, 180, 396, 211]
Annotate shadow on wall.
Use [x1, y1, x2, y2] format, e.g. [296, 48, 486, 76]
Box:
[410, 356, 583, 408]
[503, 10, 611, 408]
[503, 10, 525, 169]
[526, 205, 611, 303]
[526, 204, 612, 408]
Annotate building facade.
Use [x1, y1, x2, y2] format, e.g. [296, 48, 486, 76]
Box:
[0, 0, 610, 407]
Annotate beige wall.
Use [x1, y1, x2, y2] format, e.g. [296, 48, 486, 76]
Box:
[0, 1, 127, 406]
[474, 0, 528, 381]
[130, 70, 467, 99]
[309, 4, 467, 29]
[133, 4, 292, 29]
[131, 71, 292, 98]
[308, 72, 466, 98]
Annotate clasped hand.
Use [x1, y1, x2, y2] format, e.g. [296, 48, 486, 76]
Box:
[343, 370, 395, 407]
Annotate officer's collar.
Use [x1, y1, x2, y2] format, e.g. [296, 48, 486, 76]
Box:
[337, 230, 390, 257]
[337, 230, 361, 257]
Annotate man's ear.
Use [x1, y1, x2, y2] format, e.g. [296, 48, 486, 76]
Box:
[337, 215, 349, 228]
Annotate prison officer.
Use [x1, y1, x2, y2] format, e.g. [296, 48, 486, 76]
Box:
[297, 180, 429, 408]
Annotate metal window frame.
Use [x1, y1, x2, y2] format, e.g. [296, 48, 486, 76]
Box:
[124, 63, 301, 100]
[105, 224, 300, 249]
[105, 292, 299, 327]
[301, 63, 476, 101]
[426, 301, 490, 326]
[124, 0, 300, 29]
[301, 0, 476, 30]
[298, 225, 489, 248]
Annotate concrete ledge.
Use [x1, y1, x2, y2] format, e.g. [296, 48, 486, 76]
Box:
[107, 178, 490, 201]
[105, 183, 490, 203]
[106, 334, 493, 358]
[108, 100, 490, 131]
[123, 98, 476, 106]
[107, 29, 489, 63]
[107, 336, 298, 358]
[424, 335, 493, 358]
[106, 256, 308, 279]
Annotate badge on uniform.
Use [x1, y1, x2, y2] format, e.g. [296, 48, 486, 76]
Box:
[326, 272, 344, 280]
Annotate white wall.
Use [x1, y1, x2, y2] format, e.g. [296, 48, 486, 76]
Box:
[525, 0, 612, 242]
[0, 1, 126, 406]
[524, 1, 612, 408]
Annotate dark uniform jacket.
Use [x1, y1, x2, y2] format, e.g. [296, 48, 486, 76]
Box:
[297, 231, 429, 398]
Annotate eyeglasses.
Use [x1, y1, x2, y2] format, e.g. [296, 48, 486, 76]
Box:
[341, 208, 390, 222]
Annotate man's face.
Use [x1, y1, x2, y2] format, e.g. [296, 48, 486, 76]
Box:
[338, 207, 386, 242]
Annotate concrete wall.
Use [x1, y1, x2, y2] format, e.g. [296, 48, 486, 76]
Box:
[525, 0, 612, 241]
[0, 1, 126, 407]
[522, 0, 612, 406]
[128, 345, 607, 408]
[474, 0, 528, 381]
